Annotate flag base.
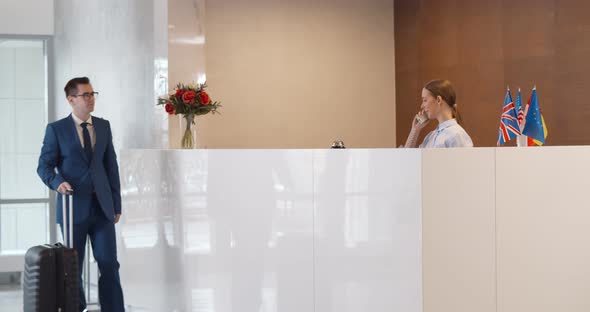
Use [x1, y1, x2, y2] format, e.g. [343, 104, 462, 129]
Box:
[516, 135, 528, 147]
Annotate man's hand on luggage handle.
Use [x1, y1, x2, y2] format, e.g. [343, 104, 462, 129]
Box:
[57, 182, 73, 194]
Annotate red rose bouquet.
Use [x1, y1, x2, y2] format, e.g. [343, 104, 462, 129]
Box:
[158, 82, 221, 116]
[158, 82, 222, 148]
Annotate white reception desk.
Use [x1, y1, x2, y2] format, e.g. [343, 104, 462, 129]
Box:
[118, 147, 590, 312]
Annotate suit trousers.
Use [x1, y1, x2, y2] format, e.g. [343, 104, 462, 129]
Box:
[60, 194, 124, 312]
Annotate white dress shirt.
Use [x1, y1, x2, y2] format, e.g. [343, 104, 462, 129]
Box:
[71, 113, 96, 150]
[419, 118, 473, 148]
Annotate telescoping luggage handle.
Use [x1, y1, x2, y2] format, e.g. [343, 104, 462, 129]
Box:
[62, 189, 74, 248]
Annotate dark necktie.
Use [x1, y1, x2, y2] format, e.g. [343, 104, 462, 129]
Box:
[81, 122, 93, 162]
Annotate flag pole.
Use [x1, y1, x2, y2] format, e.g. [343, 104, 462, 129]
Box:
[516, 87, 527, 147]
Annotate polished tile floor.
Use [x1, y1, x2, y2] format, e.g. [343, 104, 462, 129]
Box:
[0, 284, 20, 312]
[0, 284, 107, 312]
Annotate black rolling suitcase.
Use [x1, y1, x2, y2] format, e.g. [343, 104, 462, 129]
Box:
[23, 191, 79, 312]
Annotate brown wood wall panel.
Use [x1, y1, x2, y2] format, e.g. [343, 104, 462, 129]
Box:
[395, 0, 590, 146]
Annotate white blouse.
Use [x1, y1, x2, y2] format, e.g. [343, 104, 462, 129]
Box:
[419, 119, 473, 148]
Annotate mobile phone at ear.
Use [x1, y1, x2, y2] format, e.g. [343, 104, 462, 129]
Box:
[415, 113, 428, 124]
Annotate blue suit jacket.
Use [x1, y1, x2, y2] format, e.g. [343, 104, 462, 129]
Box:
[37, 114, 121, 224]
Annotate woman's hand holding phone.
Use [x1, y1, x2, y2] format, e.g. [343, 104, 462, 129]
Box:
[412, 110, 430, 130]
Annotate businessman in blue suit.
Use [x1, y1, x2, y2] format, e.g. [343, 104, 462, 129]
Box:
[37, 77, 124, 312]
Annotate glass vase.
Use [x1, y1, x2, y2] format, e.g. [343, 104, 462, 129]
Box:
[181, 114, 196, 149]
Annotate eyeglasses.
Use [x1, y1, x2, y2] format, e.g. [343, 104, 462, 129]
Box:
[72, 92, 99, 100]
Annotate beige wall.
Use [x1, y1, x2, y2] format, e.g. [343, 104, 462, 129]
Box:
[422, 146, 590, 312]
[496, 147, 590, 312]
[167, 0, 207, 148]
[422, 148, 496, 312]
[169, 0, 395, 148]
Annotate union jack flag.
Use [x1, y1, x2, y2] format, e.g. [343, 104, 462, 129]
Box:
[497, 87, 521, 145]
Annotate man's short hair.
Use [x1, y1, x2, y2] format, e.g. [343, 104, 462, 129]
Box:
[64, 77, 91, 97]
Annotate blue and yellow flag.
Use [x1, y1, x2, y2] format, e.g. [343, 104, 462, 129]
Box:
[522, 87, 547, 145]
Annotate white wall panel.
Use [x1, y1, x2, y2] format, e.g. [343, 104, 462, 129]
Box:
[0, 0, 54, 35]
[118, 146, 590, 312]
[313, 149, 422, 312]
[119, 149, 314, 311]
